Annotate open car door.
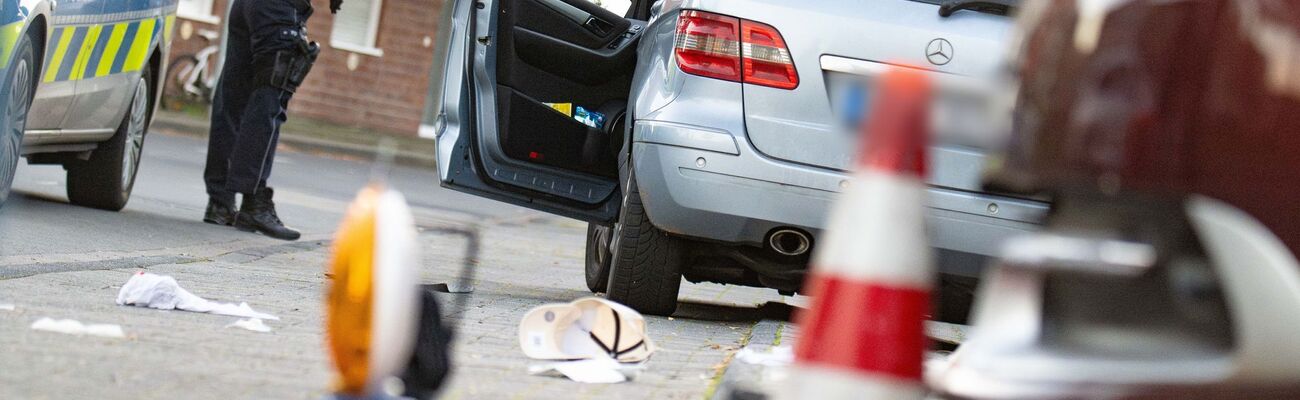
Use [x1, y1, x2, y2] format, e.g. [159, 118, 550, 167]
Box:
[435, 0, 646, 223]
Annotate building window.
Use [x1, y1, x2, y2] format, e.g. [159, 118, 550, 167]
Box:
[331, 0, 385, 57]
[177, 0, 221, 24]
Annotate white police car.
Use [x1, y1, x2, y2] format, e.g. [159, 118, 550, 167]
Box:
[1, 0, 178, 210]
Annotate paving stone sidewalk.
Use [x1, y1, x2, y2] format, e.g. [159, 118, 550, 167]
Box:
[0, 215, 788, 400]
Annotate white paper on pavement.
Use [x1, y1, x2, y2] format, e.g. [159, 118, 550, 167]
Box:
[116, 272, 279, 320]
[0, 303, 15, 311]
[31, 317, 126, 338]
[225, 318, 273, 333]
[528, 357, 644, 383]
[734, 345, 794, 367]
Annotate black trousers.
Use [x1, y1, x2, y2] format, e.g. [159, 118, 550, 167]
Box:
[204, 0, 313, 207]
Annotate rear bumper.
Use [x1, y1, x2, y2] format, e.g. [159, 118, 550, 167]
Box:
[631, 121, 1048, 273]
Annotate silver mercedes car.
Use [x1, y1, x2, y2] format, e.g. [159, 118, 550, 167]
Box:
[435, 0, 1042, 315]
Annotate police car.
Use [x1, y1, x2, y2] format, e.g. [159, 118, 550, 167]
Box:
[1, 0, 177, 210]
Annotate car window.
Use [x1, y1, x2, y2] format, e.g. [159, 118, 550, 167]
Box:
[582, 0, 632, 17]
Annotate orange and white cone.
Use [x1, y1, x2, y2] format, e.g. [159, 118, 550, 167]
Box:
[790, 67, 934, 399]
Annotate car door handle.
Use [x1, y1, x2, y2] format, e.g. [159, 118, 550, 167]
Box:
[583, 16, 615, 36]
[536, 0, 593, 27]
[535, 0, 620, 38]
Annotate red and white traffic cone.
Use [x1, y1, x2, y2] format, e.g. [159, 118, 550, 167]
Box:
[790, 67, 934, 399]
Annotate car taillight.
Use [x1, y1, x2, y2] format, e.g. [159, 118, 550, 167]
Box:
[674, 11, 742, 82]
[740, 20, 798, 89]
[674, 10, 799, 90]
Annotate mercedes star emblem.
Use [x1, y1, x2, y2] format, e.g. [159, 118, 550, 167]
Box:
[926, 38, 953, 66]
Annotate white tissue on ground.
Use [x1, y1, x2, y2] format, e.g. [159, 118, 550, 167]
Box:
[116, 272, 279, 320]
[0, 303, 15, 311]
[528, 357, 645, 383]
[31, 317, 125, 338]
[734, 345, 794, 367]
[225, 318, 273, 333]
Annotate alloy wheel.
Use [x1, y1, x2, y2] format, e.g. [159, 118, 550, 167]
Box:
[1, 57, 32, 199]
[121, 79, 148, 190]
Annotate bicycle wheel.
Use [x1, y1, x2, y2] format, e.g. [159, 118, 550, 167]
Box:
[163, 55, 200, 110]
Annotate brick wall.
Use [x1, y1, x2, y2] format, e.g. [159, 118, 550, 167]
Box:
[168, 0, 443, 137]
[168, 1, 229, 72]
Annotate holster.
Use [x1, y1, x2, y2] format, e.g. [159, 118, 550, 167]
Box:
[268, 40, 319, 93]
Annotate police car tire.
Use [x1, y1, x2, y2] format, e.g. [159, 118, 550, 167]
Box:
[604, 170, 684, 316]
[584, 223, 612, 293]
[0, 31, 36, 207]
[67, 66, 150, 211]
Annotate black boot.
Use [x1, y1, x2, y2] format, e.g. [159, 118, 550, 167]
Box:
[203, 199, 237, 226]
[234, 188, 301, 241]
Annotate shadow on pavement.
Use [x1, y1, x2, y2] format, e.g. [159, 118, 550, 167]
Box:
[3, 190, 209, 228]
[673, 300, 797, 323]
[0, 190, 255, 258]
[8, 190, 70, 206]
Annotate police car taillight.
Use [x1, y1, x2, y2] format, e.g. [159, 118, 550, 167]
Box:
[673, 11, 798, 90]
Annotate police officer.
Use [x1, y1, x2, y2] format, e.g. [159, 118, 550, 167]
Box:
[202, 0, 343, 240]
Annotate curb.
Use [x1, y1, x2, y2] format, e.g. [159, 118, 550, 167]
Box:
[151, 113, 438, 169]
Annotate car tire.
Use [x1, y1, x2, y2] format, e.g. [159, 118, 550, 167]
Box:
[605, 170, 685, 316]
[584, 223, 613, 293]
[0, 30, 37, 207]
[66, 67, 151, 211]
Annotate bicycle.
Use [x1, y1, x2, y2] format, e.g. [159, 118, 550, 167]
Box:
[163, 29, 221, 109]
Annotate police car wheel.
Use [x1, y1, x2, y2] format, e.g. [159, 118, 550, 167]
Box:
[67, 67, 150, 211]
[0, 31, 36, 208]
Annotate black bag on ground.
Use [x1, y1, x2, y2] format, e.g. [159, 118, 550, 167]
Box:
[399, 288, 454, 399]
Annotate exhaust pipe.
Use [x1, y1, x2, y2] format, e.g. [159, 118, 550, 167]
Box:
[769, 229, 812, 256]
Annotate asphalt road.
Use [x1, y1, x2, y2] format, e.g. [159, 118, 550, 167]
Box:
[1, 130, 523, 258]
[0, 132, 789, 399]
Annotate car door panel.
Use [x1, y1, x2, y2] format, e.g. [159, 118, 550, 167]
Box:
[438, 0, 645, 223]
[517, 0, 629, 50]
[63, 0, 169, 131]
[511, 27, 636, 86]
[27, 14, 85, 130]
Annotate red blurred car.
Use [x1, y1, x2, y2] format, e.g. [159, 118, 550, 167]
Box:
[933, 1, 1300, 398]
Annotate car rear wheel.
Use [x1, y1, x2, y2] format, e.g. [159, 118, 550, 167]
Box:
[0, 30, 36, 207]
[585, 223, 613, 293]
[605, 170, 685, 316]
[67, 69, 150, 211]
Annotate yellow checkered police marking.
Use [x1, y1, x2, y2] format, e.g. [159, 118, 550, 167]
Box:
[163, 15, 175, 45]
[123, 18, 157, 73]
[97, 23, 129, 78]
[41, 15, 174, 83]
[43, 27, 76, 83]
[0, 21, 24, 68]
[70, 24, 104, 81]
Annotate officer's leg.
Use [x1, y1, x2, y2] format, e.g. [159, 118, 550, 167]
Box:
[255, 90, 293, 189]
[203, 74, 246, 206]
[202, 0, 252, 225]
[224, 85, 287, 195]
[223, 0, 304, 194]
[227, 84, 300, 241]
[223, 0, 308, 240]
